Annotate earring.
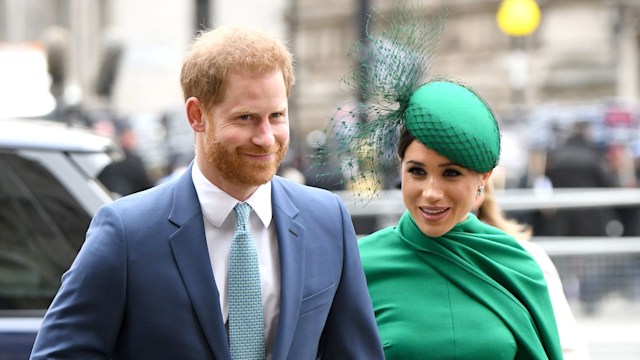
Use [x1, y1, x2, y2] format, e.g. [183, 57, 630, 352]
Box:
[477, 185, 484, 197]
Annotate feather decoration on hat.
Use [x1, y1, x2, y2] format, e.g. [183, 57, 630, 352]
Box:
[312, 2, 448, 202]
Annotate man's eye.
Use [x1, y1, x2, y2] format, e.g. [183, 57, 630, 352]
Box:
[271, 113, 283, 118]
[239, 115, 251, 120]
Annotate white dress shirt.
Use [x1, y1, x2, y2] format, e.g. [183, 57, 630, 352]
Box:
[191, 162, 281, 358]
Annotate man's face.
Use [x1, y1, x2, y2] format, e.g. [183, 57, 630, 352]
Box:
[203, 69, 289, 193]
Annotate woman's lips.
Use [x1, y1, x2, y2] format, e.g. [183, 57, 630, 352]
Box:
[419, 206, 449, 221]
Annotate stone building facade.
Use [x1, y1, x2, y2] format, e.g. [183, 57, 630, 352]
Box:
[289, 0, 640, 138]
[3, 0, 639, 182]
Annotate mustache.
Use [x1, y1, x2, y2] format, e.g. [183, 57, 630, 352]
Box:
[237, 144, 284, 155]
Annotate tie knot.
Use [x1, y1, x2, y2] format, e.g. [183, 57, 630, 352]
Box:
[234, 202, 251, 228]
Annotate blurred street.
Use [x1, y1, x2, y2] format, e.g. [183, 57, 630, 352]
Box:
[576, 298, 640, 359]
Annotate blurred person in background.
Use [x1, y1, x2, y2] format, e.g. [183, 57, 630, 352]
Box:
[544, 120, 627, 314]
[630, 144, 640, 236]
[543, 120, 620, 237]
[30, 25, 382, 359]
[607, 142, 640, 236]
[303, 130, 346, 191]
[475, 180, 591, 359]
[156, 152, 193, 185]
[96, 117, 153, 197]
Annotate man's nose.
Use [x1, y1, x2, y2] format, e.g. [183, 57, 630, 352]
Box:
[252, 119, 275, 148]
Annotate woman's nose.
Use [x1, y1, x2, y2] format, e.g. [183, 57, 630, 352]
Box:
[422, 179, 444, 200]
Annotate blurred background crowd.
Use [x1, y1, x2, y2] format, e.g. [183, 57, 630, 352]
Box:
[3, 0, 639, 235]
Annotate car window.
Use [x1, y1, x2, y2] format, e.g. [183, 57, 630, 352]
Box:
[0, 153, 89, 310]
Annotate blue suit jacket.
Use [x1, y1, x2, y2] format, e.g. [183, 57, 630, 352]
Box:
[30, 166, 383, 359]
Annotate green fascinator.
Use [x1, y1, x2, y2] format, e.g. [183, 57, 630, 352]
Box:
[313, 2, 499, 199]
[406, 81, 500, 173]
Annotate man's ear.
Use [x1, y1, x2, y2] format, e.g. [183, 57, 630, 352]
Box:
[185, 97, 206, 132]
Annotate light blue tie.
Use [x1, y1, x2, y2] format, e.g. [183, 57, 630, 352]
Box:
[228, 202, 266, 359]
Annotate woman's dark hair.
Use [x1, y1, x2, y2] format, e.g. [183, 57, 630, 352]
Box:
[397, 127, 415, 160]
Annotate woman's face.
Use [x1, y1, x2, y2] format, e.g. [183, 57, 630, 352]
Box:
[401, 140, 491, 237]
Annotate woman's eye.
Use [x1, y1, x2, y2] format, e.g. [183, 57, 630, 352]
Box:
[443, 168, 461, 177]
[408, 167, 426, 176]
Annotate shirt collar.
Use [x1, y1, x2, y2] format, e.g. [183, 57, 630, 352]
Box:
[191, 161, 272, 228]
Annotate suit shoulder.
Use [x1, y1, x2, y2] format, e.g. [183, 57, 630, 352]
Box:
[101, 181, 174, 217]
[274, 176, 340, 202]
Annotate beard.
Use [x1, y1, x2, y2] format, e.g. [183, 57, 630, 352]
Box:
[205, 134, 288, 187]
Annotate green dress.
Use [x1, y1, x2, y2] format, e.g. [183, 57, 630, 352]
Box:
[359, 212, 562, 360]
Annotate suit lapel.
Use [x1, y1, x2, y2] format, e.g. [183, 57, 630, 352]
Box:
[270, 178, 306, 359]
[168, 166, 231, 360]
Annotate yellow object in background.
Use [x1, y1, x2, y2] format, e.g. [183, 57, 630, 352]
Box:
[496, 0, 541, 37]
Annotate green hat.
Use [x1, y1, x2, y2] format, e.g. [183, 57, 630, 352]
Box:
[405, 81, 500, 173]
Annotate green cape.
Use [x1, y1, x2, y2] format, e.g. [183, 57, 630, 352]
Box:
[360, 212, 562, 359]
